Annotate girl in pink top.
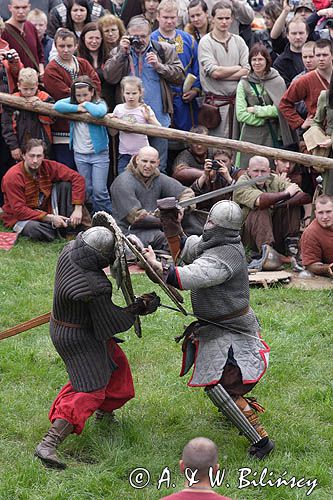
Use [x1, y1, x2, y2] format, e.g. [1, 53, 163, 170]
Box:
[112, 76, 161, 174]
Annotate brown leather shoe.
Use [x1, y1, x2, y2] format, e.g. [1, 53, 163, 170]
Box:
[35, 419, 74, 469]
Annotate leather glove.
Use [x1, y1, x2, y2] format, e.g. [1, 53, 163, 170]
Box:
[127, 292, 161, 316]
[157, 197, 184, 237]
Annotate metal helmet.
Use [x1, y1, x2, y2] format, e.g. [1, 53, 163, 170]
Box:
[207, 200, 243, 230]
[261, 245, 284, 271]
[82, 226, 115, 260]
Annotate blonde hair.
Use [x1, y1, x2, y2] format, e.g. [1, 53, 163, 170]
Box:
[18, 68, 39, 85]
[27, 8, 47, 24]
[157, 0, 178, 14]
[120, 76, 144, 102]
[97, 14, 126, 37]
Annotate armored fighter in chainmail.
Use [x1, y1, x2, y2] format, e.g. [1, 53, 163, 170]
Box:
[144, 200, 274, 459]
[35, 226, 159, 469]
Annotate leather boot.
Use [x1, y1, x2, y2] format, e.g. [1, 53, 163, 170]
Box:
[249, 438, 275, 459]
[94, 409, 115, 423]
[233, 396, 275, 459]
[35, 419, 74, 469]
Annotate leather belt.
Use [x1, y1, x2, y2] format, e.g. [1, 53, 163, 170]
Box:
[51, 314, 90, 329]
[208, 305, 250, 322]
[205, 93, 235, 105]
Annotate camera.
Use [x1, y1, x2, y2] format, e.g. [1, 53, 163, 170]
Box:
[128, 36, 143, 50]
[3, 52, 14, 62]
[211, 160, 221, 171]
[289, 0, 300, 9]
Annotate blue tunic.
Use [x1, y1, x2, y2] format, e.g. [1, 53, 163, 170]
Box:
[151, 29, 200, 131]
[129, 43, 171, 128]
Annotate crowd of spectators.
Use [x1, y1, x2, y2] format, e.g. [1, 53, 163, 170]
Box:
[0, 0, 332, 274]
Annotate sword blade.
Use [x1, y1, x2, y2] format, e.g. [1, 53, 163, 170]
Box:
[178, 175, 269, 209]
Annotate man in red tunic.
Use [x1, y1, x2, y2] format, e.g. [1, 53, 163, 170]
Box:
[1, 138, 88, 241]
[279, 39, 333, 135]
[301, 194, 333, 277]
[2, 0, 44, 75]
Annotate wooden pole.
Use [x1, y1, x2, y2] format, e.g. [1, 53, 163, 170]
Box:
[1, 92, 332, 170]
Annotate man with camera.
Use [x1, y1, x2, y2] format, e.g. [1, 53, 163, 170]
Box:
[103, 15, 184, 173]
[0, 26, 22, 207]
[2, 0, 44, 77]
[191, 148, 242, 212]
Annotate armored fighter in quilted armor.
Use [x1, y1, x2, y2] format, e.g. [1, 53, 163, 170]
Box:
[35, 226, 159, 469]
[144, 200, 274, 459]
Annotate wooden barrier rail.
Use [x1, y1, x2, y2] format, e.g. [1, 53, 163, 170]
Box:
[0, 91, 332, 170]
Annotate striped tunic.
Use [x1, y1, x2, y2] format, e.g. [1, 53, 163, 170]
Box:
[50, 235, 136, 392]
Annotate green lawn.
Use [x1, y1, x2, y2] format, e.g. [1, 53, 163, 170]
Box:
[0, 237, 332, 500]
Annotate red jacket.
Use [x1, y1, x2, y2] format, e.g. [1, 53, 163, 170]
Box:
[1, 160, 85, 227]
[2, 21, 44, 69]
[279, 70, 329, 130]
[44, 58, 101, 135]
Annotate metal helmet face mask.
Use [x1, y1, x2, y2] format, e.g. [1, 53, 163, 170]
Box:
[82, 226, 115, 260]
[206, 200, 243, 231]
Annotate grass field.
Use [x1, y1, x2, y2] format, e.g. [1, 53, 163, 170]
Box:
[0, 237, 332, 500]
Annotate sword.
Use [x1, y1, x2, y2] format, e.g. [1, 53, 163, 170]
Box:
[92, 211, 188, 315]
[0, 312, 51, 341]
[159, 303, 264, 342]
[174, 175, 270, 209]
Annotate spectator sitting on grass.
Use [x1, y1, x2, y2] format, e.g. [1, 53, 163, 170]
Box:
[0, 138, 90, 242]
[301, 194, 333, 278]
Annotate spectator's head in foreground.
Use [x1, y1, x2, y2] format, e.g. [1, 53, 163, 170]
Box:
[180, 437, 219, 484]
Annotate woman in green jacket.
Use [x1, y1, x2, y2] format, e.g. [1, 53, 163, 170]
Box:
[235, 43, 294, 168]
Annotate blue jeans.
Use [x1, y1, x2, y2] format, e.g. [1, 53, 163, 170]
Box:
[74, 150, 112, 214]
